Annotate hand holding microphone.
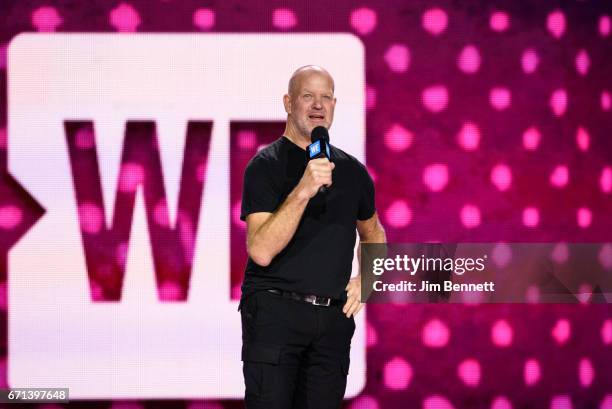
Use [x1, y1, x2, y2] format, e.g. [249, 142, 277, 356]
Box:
[298, 126, 334, 199]
[299, 158, 335, 199]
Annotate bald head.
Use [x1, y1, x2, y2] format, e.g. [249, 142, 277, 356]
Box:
[287, 65, 335, 97]
[282, 65, 337, 142]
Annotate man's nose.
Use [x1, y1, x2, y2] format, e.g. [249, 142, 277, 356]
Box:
[312, 98, 323, 109]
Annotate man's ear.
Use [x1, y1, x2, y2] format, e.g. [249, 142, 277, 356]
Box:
[283, 94, 291, 114]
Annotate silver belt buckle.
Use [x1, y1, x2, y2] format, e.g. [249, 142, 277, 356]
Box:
[312, 296, 331, 307]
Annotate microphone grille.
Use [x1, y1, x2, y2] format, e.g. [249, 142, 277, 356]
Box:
[310, 126, 329, 143]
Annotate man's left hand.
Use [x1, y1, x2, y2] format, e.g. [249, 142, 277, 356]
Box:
[343, 275, 363, 318]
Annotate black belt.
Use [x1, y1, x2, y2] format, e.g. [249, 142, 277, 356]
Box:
[266, 289, 343, 307]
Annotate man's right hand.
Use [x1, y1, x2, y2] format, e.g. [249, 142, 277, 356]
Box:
[297, 158, 335, 199]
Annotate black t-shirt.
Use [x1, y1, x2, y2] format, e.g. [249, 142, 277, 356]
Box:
[240, 136, 376, 299]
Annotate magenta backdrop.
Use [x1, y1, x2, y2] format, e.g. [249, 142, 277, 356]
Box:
[0, 1, 611, 408]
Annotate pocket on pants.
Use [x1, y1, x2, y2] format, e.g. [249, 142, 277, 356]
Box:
[242, 342, 282, 403]
[242, 342, 281, 364]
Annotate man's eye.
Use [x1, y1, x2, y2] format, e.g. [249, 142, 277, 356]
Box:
[304, 94, 312, 98]
[324, 95, 332, 100]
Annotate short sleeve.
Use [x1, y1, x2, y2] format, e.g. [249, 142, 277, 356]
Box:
[357, 164, 376, 221]
[240, 157, 281, 221]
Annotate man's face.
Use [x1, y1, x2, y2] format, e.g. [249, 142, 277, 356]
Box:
[287, 72, 336, 137]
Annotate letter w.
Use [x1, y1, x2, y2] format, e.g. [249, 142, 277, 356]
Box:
[64, 121, 212, 301]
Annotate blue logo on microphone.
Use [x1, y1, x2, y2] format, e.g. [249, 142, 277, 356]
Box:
[309, 141, 321, 158]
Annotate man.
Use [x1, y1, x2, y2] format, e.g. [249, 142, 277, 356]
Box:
[239, 65, 386, 409]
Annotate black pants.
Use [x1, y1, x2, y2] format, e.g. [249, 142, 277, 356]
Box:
[240, 290, 355, 409]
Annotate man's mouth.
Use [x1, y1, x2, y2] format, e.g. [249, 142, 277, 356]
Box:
[308, 114, 325, 121]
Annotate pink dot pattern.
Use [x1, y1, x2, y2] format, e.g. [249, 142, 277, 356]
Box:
[109, 3, 141, 32]
[422, 85, 449, 112]
[523, 207, 540, 228]
[159, 281, 184, 301]
[600, 395, 612, 409]
[550, 395, 573, 409]
[366, 321, 378, 347]
[550, 165, 569, 188]
[490, 87, 511, 111]
[384, 124, 413, 152]
[383, 356, 412, 390]
[491, 396, 513, 409]
[349, 396, 379, 409]
[457, 122, 480, 151]
[237, 130, 257, 151]
[490, 11, 510, 32]
[578, 357, 594, 387]
[602, 91, 611, 111]
[601, 167, 612, 193]
[522, 126, 541, 150]
[522, 49, 539, 73]
[423, 395, 455, 409]
[384, 200, 412, 228]
[602, 319, 612, 345]
[552, 318, 571, 345]
[460, 204, 481, 229]
[550, 89, 568, 117]
[491, 164, 512, 191]
[422, 8, 448, 36]
[576, 127, 590, 152]
[422, 318, 450, 348]
[0, 205, 22, 230]
[351, 8, 377, 35]
[193, 9, 215, 30]
[31, 6, 63, 32]
[119, 163, 145, 193]
[366, 85, 377, 110]
[599, 15, 611, 37]
[458, 45, 481, 74]
[576, 207, 592, 228]
[575, 50, 590, 76]
[524, 358, 542, 386]
[547, 10, 566, 39]
[423, 164, 449, 192]
[116, 242, 128, 267]
[491, 319, 513, 347]
[384, 44, 410, 73]
[457, 358, 481, 387]
[75, 127, 95, 149]
[153, 200, 170, 227]
[272, 8, 297, 30]
[78, 202, 104, 234]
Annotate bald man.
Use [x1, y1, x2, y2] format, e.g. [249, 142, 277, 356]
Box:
[239, 66, 386, 409]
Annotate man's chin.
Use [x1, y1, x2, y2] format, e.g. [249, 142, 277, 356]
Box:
[307, 122, 331, 133]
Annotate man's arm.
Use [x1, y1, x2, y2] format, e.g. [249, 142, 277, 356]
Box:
[246, 158, 334, 266]
[357, 211, 386, 245]
[245, 192, 308, 267]
[343, 212, 386, 317]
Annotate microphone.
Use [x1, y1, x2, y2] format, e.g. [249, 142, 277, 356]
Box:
[307, 126, 332, 194]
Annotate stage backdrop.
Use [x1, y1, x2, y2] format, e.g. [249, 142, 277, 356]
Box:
[0, 1, 610, 409]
